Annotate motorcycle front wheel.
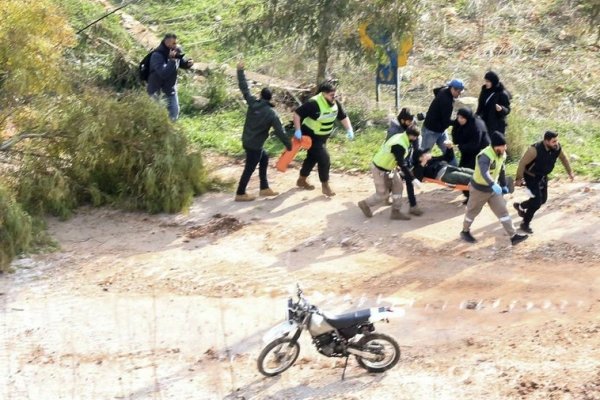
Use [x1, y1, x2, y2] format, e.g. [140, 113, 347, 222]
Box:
[355, 333, 400, 372]
[257, 338, 300, 377]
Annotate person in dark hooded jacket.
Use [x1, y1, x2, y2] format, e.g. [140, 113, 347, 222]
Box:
[234, 61, 292, 202]
[452, 107, 490, 202]
[476, 71, 511, 134]
[452, 108, 490, 170]
[147, 33, 193, 121]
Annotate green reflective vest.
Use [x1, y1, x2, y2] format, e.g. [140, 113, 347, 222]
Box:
[302, 93, 338, 135]
[372, 133, 410, 171]
[472, 146, 506, 186]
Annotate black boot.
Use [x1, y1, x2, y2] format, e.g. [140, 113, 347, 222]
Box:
[511, 233, 528, 246]
[519, 223, 533, 234]
[460, 230, 477, 243]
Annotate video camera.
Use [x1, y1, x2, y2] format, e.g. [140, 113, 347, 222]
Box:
[174, 47, 185, 60]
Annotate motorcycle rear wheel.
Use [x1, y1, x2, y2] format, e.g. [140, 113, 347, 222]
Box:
[355, 333, 400, 372]
[257, 338, 300, 377]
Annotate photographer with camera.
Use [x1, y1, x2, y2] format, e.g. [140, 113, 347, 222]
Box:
[147, 33, 194, 121]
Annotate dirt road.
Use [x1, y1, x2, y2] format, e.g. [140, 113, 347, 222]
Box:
[1, 159, 599, 399]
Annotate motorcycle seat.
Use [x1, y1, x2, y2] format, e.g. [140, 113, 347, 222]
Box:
[324, 308, 371, 329]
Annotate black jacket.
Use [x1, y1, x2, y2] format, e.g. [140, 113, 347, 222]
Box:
[237, 69, 291, 151]
[476, 83, 511, 134]
[413, 148, 455, 181]
[147, 42, 192, 96]
[452, 114, 490, 159]
[424, 87, 454, 133]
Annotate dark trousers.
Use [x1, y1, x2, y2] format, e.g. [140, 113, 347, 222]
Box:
[401, 175, 417, 207]
[236, 147, 269, 195]
[459, 153, 476, 170]
[459, 153, 476, 199]
[520, 175, 548, 225]
[441, 166, 474, 185]
[300, 134, 330, 182]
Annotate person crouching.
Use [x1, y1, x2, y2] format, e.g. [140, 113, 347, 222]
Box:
[358, 126, 420, 220]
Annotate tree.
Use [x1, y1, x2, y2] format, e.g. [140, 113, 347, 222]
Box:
[578, 0, 600, 43]
[0, 0, 75, 101]
[230, 0, 420, 85]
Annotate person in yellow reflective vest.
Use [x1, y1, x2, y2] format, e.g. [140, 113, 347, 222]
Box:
[293, 81, 354, 197]
[357, 125, 421, 220]
[460, 131, 528, 246]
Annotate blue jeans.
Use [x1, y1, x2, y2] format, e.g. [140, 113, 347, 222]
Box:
[150, 89, 179, 121]
[421, 126, 457, 166]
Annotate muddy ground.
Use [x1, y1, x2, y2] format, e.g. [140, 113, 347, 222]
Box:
[1, 157, 599, 400]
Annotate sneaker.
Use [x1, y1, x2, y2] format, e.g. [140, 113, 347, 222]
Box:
[510, 233, 528, 246]
[460, 230, 477, 243]
[519, 223, 533, 234]
[358, 200, 373, 218]
[234, 193, 256, 202]
[259, 188, 279, 197]
[409, 206, 423, 216]
[513, 202, 525, 218]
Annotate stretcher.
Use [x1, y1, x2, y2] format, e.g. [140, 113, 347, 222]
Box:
[422, 177, 469, 192]
[422, 177, 515, 193]
[276, 135, 312, 172]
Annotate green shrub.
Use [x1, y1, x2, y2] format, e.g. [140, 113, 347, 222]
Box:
[14, 89, 211, 215]
[177, 78, 198, 116]
[104, 52, 142, 91]
[203, 69, 229, 110]
[0, 184, 32, 272]
[506, 110, 534, 162]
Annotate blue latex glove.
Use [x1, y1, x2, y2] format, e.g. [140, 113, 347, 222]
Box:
[501, 186, 509, 194]
[491, 183, 502, 195]
[294, 129, 302, 140]
[346, 129, 354, 140]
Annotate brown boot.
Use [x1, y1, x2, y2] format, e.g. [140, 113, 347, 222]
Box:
[234, 193, 256, 202]
[358, 200, 373, 218]
[296, 176, 315, 190]
[321, 182, 336, 197]
[259, 188, 279, 197]
[390, 208, 410, 220]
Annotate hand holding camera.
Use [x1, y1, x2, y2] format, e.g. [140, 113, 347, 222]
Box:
[169, 47, 186, 60]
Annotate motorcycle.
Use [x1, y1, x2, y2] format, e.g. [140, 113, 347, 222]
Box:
[257, 285, 400, 379]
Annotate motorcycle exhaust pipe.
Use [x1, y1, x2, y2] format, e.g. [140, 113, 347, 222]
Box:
[346, 347, 380, 361]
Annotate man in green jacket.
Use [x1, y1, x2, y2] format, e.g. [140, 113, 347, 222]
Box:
[235, 61, 292, 201]
[460, 131, 528, 245]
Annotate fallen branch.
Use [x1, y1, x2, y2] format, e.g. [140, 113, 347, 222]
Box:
[76, 0, 138, 35]
[0, 133, 48, 152]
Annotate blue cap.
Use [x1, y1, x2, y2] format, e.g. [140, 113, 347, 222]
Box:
[448, 79, 465, 91]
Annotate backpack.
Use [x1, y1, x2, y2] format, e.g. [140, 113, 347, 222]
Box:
[138, 50, 155, 82]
